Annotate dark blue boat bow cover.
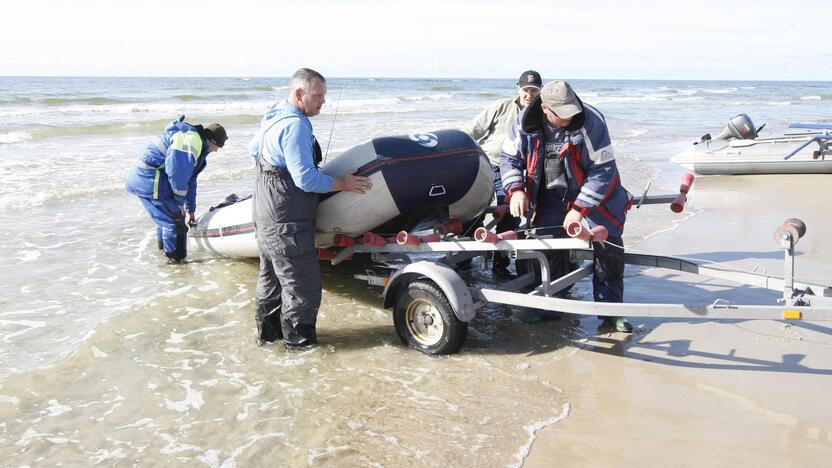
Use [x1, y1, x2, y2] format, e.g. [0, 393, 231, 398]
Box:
[361, 129, 485, 213]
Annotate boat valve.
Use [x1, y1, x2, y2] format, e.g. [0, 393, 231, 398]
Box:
[433, 219, 463, 236]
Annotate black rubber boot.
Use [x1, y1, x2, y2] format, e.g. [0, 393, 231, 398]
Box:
[255, 300, 284, 346]
[284, 324, 317, 350]
[491, 252, 515, 278]
[602, 316, 633, 333]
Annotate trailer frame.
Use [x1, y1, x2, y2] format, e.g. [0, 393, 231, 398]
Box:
[339, 219, 832, 355]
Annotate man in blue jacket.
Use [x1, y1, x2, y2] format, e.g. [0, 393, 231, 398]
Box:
[250, 68, 371, 349]
[126, 117, 227, 262]
[501, 81, 633, 332]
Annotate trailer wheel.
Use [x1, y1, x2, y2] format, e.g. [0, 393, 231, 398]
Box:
[393, 280, 467, 355]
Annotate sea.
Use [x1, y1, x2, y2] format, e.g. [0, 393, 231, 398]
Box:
[0, 76, 830, 465]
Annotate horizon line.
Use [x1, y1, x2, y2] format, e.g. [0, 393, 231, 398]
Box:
[1, 75, 830, 83]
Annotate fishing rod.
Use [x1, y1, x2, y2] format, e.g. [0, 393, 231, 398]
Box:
[323, 86, 343, 164]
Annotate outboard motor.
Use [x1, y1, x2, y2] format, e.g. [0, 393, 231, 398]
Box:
[712, 114, 758, 141]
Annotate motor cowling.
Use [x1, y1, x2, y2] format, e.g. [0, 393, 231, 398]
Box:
[713, 114, 758, 141]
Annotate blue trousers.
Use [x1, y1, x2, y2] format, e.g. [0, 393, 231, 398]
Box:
[137, 196, 188, 261]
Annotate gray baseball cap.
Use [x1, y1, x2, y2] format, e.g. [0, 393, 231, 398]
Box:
[540, 80, 582, 118]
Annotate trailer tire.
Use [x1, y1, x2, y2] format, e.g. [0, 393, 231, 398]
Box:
[393, 280, 468, 355]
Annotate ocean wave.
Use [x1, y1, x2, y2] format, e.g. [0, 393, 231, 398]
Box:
[8, 114, 263, 142]
[591, 95, 671, 104]
[0, 97, 33, 106]
[219, 84, 287, 93]
[0, 153, 256, 213]
[0, 99, 272, 122]
[800, 95, 822, 101]
[0, 184, 116, 212]
[620, 128, 649, 138]
[400, 93, 453, 102]
[701, 87, 738, 94]
[0, 131, 32, 144]
[41, 97, 139, 106]
[173, 93, 262, 102]
[256, 85, 288, 92]
[728, 100, 793, 106]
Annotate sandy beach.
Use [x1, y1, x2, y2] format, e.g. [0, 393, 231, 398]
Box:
[2, 75, 831, 465]
[524, 174, 832, 467]
[2, 174, 831, 466]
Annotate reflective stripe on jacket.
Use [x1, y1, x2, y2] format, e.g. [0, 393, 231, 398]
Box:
[126, 116, 208, 212]
[500, 98, 632, 237]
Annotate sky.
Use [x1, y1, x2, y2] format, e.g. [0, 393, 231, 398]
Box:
[2, 0, 830, 80]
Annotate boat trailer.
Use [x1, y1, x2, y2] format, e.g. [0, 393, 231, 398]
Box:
[320, 177, 832, 355]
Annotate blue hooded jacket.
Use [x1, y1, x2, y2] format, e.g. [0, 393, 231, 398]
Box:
[249, 100, 332, 193]
[126, 116, 209, 212]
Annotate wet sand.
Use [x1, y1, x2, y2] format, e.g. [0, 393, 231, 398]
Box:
[524, 174, 832, 467]
[1, 175, 830, 466]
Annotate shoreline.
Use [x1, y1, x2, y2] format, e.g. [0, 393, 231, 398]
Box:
[524, 174, 832, 466]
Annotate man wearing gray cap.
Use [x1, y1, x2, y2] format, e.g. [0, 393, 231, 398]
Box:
[462, 70, 542, 277]
[500, 80, 633, 332]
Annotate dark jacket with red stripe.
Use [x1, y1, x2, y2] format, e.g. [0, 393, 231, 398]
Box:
[500, 97, 632, 238]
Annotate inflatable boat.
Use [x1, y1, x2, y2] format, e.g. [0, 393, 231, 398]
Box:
[671, 115, 832, 175]
[189, 129, 494, 258]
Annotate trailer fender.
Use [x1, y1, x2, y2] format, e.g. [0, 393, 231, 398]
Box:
[382, 260, 478, 322]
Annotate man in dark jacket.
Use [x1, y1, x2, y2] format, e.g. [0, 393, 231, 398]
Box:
[500, 80, 633, 332]
[462, 70, 542, 277]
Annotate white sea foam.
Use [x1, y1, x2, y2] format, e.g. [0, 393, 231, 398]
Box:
[308, 445, 354, 464]
[801, 95, 822, 100]
[0, 130, 32, 144]
[16, 428, 43, 446]
[0, 319, 47, 342]
[92, 448, 127, 463]
[17, 249, 41, 262]
[510, 401, 571, 468]
[0, 394, 21, 405]
[212, 432, 287, 467]
[47, 399, 72, 416]
[702, 87, 738, 94]
[164, 380, 204, 412]
[159, 433, 202, 455]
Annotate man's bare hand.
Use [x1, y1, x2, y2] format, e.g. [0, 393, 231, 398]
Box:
[509, 191, 528, 218]
[338, 169, 372, 193]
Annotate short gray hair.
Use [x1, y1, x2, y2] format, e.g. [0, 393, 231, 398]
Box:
[289, 68, 326, 92]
